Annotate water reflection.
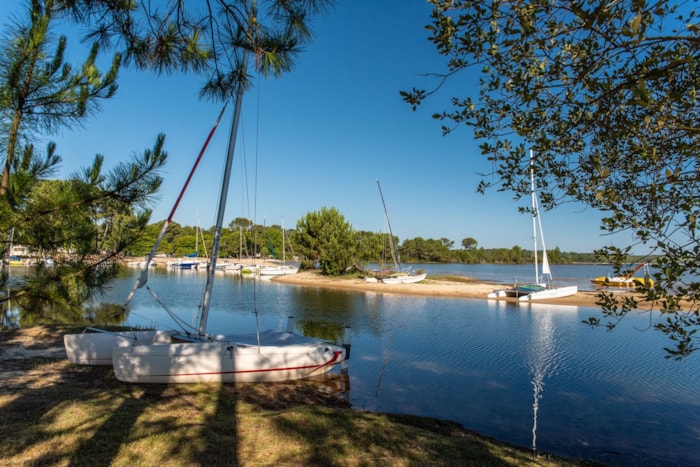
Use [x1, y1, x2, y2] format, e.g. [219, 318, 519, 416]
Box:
[527, 305, 556, 452]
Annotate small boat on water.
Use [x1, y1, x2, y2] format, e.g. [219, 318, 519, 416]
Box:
[167, 259, 201, 269]
[127, 260, 156, 268]
[5, 256, 25, 266]
[590, 263, 654, 288]
[222, 262, 244, 271]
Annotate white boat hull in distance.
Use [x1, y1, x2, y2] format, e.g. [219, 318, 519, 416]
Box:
[487, 289, 507, 299]
[518, 285, 578, 301]
[112, 330, 346, 383]
[64, 330, 173, 365]
[381, 273, 427, 284]
[258, 265, 299, 276]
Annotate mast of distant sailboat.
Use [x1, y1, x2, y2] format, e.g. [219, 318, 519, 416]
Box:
[530, 150, 552, 287]
[530, 150, 540, 285]
[376, 179, 400, 272]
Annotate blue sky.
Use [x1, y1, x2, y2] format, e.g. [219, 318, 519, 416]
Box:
[0, 1, 639, 253]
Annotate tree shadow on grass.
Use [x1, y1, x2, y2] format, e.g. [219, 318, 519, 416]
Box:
[67, 382, 168, 465]
[0, 326, 237, 465]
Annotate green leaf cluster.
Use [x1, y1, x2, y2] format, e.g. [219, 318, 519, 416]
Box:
[55, 0, 333, 101]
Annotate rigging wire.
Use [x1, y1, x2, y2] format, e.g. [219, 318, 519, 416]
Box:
[123, 104, 228, 308]
[145, 285, 200, 335]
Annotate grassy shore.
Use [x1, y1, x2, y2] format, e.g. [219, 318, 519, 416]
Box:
[0, 325, 602, 466]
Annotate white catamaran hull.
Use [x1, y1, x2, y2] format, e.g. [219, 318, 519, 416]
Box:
[381, 273, 427, 284]
[64, 330, 173, 366]
[258, 265, 299, 276]
[112, 331, 346, 383]
[518, 285, 579, 301]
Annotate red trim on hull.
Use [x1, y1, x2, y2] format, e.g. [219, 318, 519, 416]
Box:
[148, 350, 344, 379]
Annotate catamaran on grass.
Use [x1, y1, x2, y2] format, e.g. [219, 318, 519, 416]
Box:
[65, 71, 348, 383]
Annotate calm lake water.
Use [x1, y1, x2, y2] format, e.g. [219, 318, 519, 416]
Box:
[70, 264, 700, 465]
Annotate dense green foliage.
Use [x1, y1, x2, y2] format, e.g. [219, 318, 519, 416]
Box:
[56, 0, 334, 100]
[0, 0, 120, 195]
[0, 2, 165, 326]
[403, 0, 700, 357]
[292, 207, 356, 275]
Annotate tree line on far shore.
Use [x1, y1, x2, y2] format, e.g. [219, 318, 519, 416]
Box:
[126, 209, 644, 274]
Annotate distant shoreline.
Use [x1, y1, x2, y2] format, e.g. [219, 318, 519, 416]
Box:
[121, 258, 655, 310]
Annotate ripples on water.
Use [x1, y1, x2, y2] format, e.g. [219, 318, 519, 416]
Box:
[107, 267, 700, 466]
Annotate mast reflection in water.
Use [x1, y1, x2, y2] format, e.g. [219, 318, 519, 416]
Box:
[526, 303, 567, 453]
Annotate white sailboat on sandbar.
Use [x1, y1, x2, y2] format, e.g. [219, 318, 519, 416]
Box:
[369, 179, 426, 284]
[65, 61, 348, 382]
[488, 150, 577, 301]
[259, 219, 299, 276]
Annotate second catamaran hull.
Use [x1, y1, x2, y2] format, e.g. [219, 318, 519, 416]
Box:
[488, 284, 545, 299]
[518, 286, 579, 301]
[64, 330, 173, 366]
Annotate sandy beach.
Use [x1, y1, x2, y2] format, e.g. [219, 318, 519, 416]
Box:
[271, 270, 613, 308]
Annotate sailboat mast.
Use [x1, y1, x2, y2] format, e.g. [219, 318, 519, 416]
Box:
[195, 211, 199, 256]
[199, 55, 248, 336]
[530, 150, 539, 285]
[376, 179, 400, 271]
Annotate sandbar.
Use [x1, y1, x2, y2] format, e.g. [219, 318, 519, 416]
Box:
[271, 270, 615, 309]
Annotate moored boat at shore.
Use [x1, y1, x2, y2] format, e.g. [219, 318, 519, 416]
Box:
[381, 271, 427, 284]
[488, 150, 577, 301]
[590, 263, 654, 288]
